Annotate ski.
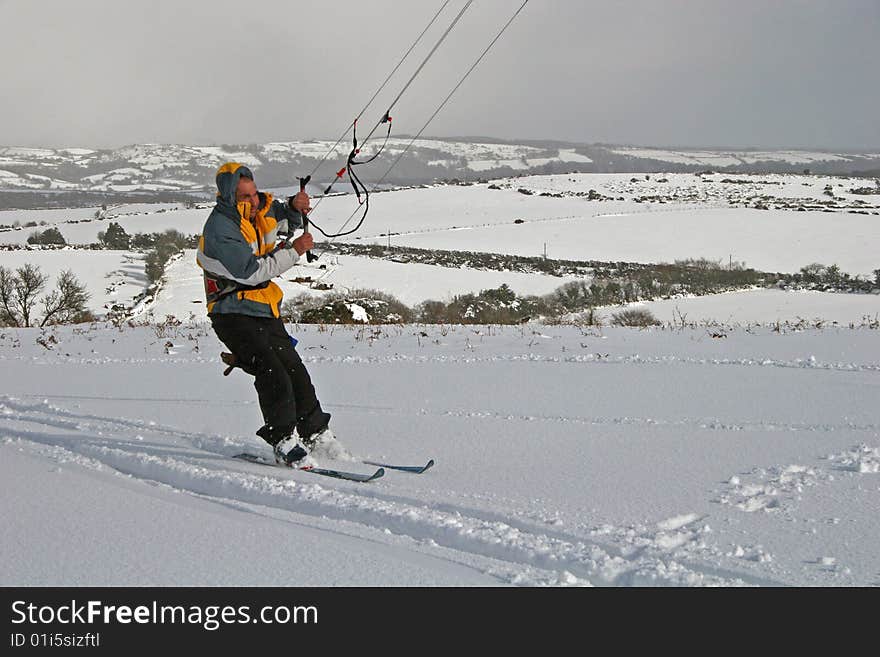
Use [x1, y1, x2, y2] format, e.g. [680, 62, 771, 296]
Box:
[362, 458, 435, 474]
[305, 465, 385, 483]
[233, 452, 276, 466]
[233, 453, 384, 483]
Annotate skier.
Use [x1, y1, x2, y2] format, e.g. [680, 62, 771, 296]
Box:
[197, 162, 333, 466]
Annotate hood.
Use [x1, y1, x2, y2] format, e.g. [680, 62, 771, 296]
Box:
[215, 162, 254, 211]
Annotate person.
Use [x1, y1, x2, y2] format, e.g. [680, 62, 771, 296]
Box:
[197, 162, 333, 466]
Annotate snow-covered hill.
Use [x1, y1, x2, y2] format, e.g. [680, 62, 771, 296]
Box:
[2, 140, 878, 198]
[0, 140, 595, 195]
[608, 147, 863, 168]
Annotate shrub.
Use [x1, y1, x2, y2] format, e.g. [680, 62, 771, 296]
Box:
[27, 227, 66, 245]
[283, 289, 413, 324]
[131, 232, 158, 248]
[98, 222, 131, 249]
[415, 300, 451, 324]
[675, 258, 722, 270]
[611, 308, 660, 327]
[426, 284, 529, 324]
[553, 280, 592, 311]
[144, 230, 196, 284]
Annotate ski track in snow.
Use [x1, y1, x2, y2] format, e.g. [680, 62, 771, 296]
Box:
[1, 396, 786, 587]
[7, 351, 879, 372]
[2, 324, 877, 586]
[7, 391, 879, 442]
[436, 409, 880, 435]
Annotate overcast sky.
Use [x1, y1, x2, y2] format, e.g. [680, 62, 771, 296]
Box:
[2, 0, 878, 150]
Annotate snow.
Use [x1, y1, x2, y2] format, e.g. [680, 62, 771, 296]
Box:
[613, 148, 745, 167]
[0, 206, 104, 229]
[314, 175, 880, 276]
[1, 322, 878, 586]
[290, 253, 582, 305]
[0, 205, 208, 246]
[1, 443, 484, 586]
[611, 147, 852, 166]
[603, 289, 880, 327]
[190, 146, 262, 168]
[1, 147, 57, 158]
[345, 303, 370, 323]
[469, 159, 530, 171]
[3, 173, 877, 278]
[348, 200, 880, 277]
[829, 445, 880, 474]
[0, 140, 601, 193]
[558, 148, 592, 163]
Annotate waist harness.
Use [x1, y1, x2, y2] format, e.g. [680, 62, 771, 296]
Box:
[204, 271, 270, 305]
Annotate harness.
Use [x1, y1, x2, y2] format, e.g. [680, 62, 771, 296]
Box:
[204, 272, 270, 306]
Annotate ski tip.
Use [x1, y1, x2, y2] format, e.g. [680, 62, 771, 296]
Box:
[361, 458, 435, 474]
[370, 467, 385, 481]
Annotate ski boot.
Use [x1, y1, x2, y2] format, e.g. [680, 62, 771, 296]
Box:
[300, 426, 351, 461]
[273, 435, 311, 467]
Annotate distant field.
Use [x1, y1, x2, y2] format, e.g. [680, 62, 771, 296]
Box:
[602, 289, 879, 327]
[1, 173, 878, 324]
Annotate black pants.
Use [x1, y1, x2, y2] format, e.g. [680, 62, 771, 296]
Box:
[210, 313, 330, 445]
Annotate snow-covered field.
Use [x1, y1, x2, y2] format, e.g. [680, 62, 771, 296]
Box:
[3, 173, 879, 327]
[1, 322, 877, 586]
[0, 203, 201, 246]
[2, 172, 879, 586]
[146, 249, 583, 319]
[610, 147, 854, 167]
[356, 204, 880, 275]
[606, 289, 880, 328]
[4, 173, 878, 276]
[2, 169, 877, 325]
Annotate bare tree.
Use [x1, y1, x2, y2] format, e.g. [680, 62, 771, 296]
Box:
[0, 265, 90, 327]
[40, 270, 91, 326]
[0, 264, 48, 327]
[0, 266, 16, 325]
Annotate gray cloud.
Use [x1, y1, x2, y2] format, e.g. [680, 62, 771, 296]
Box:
[2, 0, 878, 150]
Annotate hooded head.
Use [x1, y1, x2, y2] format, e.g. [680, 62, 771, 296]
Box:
[215, 162, 256, 217]
[217, 162, 263, 219]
